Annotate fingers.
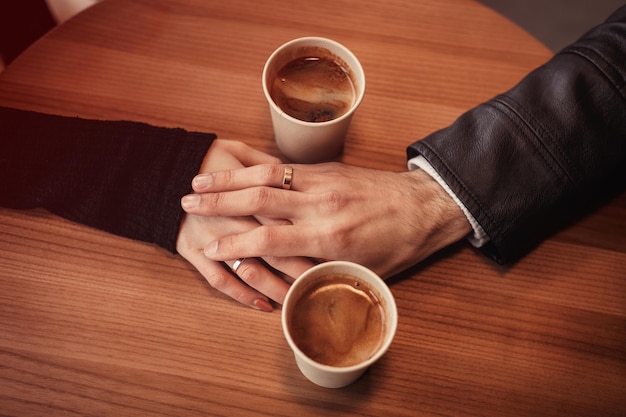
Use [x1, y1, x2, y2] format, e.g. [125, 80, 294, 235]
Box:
[262, 256, 316, 284]
[225, 257, 291, 305]
[191, 164, 299, 193]
[203, 225, 326, 263]
[181, 249, 271, 311]
[182, 187, 307, 219]
[183, 245, 292, 311]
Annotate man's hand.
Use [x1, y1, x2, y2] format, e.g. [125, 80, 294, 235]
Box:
[182, 161, 472, 278]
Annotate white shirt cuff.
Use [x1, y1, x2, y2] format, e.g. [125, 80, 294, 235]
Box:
[408, 155, 490, 247]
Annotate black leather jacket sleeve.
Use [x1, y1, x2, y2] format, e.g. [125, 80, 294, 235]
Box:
[407, 6, 626, 263]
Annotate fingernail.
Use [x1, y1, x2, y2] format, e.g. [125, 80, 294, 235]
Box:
[193, 174, 213, 190]
[204, 240, 218, 255]
[181, 194, 200, 209]
[253, 298, 273, 312]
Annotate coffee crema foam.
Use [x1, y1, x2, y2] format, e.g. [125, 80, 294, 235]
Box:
[270, 55, 355, 123]
[287, 274, 385, 367]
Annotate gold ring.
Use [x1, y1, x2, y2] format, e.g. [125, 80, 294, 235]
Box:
[232, 258, 247, 272]
[281, 166, 293, 190]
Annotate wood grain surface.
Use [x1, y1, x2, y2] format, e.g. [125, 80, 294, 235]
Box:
[1, 0, 624, 416]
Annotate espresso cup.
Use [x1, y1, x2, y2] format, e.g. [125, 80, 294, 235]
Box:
[282, 261, 397, 388]
[262, 37, 365, 163]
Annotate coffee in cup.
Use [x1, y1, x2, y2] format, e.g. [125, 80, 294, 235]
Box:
[287, 273, 385, 367]
[282, 261, 397, 388]
[262, 37, 365, 163]
[269, 50, 356, 123]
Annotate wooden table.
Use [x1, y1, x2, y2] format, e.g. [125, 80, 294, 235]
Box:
[1, 0, 624, 415]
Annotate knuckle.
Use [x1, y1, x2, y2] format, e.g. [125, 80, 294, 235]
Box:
[219, 169, 236, 188]
[333, 231, 352, 252]
[250, 186, 274, 209]
[255, 226, 277, 250]
[322, 223, 352, 253]
[233, 288, 251, 304]
[217, 237, 239, 258]
[264, 164, 284, 184]
[264, 255, 284, 267]
[236, 263, 262, 286]
[319, 190, 345, 211]
[268, 156, 283, 165]
[205, 270, 230, 291]
[203, 192, 224, 213]
[205, 191, 237, 217]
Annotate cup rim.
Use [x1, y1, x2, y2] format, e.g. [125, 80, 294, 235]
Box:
[281, 261, 398, 372]
[262, 36, 366, 127]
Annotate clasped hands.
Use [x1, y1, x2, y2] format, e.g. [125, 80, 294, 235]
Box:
[178, 140, 471, 312]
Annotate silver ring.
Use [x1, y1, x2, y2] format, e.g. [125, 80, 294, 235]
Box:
[232, 258, 247, 272]
[281, 166, 293, 190]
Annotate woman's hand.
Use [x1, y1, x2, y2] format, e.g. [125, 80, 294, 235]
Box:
[177, 140, 315, 312]
[181, 162, 472, 279]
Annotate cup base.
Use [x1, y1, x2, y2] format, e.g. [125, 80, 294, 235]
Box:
[295, 355, 366, 388]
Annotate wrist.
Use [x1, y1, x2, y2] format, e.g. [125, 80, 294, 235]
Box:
[408, 155, 489, 247]
[405, 169, 472, 250]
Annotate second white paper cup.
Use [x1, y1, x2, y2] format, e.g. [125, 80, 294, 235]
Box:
[282, 261, 397, 388]
[262, 37, 365, 163]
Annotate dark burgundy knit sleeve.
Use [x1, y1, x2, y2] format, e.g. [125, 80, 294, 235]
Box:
[0, 106, 216, 252]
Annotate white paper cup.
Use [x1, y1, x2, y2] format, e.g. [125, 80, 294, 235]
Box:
[262, 37, 365, 163]
[282, 261, 397, 388]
